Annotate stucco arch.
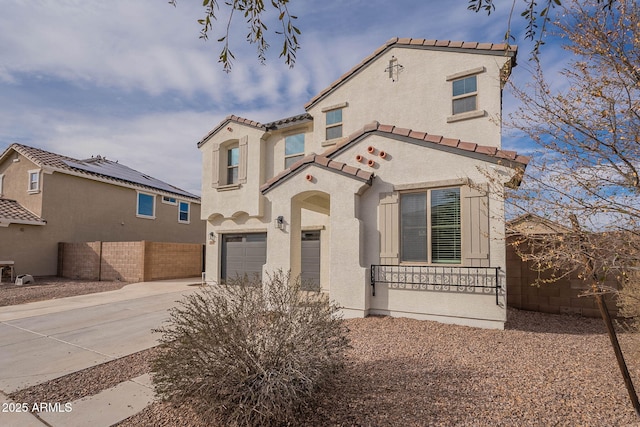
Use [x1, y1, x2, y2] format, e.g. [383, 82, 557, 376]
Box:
[262, 164, 371, 317]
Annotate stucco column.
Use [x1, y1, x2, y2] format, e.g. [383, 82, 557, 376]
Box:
[263, 198, 297, 277]
[329, 194, 366, 317]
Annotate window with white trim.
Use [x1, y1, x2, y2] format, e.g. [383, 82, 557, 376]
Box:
[136, 192, 156, 219]
[0, 174, 4, 197]
[284, 133, 305, 168]
[178, 201, 190, 223]
[325, 108, 343, 140]
[28, 169, 40, 193]
[452, 75, 477, 115]
[400, 187, 461, 264]
[227, 145, 239, 185]
[162, 196, 177, 205]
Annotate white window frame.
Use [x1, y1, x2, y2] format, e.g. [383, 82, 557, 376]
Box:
[321, 102, 347, 143]
[162, 196, 177, 205]
[226, 144, 239, 185]
[399, 187, 461, 265]
[178, 201, 190, 224]
[284, 133, 305, 168]
[136, 191, 156, 219]
[27, 169, 40, 193]
[0, 174, 4, 197]
[446, 67, 485, 122]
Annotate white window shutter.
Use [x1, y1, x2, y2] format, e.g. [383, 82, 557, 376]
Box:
[211, 146, 220, 187]
[238, 136, 248, 184]
[378, 192, 399, 265]
[461, 184, 490, 266]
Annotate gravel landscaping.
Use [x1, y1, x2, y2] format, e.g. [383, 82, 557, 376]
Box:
[4, 280, 640, 426]
[0, 276, 127, 306]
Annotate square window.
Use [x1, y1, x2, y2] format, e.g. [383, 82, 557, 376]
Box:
[452, 75, 478, 115]
[325, 108, 343, 140]
[285, 133, 305, 168]
[179, 201, 190, 223]
[400, 188, 461, 264]
[137, 192, 155, 218]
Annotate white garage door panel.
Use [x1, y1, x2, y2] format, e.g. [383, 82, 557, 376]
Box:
[222, 234, 267, 281]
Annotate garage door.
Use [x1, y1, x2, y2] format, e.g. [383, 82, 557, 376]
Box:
[221, 233, 267, 282]
[301, 230, 320, 291]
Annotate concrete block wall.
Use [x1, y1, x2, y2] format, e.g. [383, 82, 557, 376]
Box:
[101, 241, 145, 282]
[144, 242, 203, 280]
[506, 236, 619, 317]
[58, 242, 101, 280]
[59, 241, 203, 282]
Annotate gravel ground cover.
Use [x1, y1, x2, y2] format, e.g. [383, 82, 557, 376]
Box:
[0, 276, 127, 306]
[116, 310, 640, 427]
[4, 280, 640, 426]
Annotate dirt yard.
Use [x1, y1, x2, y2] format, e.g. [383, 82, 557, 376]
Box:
[0, 276, 127, 306]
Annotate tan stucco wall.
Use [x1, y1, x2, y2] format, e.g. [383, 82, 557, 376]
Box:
[0, 152, 43, 215]
[0, 159, 205, 277]
[306, 46, 509, 153]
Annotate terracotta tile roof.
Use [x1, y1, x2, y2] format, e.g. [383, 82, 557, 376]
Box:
[1, 144, 199, 201]
[0, 198, 46, 225]
[260, 154, 373, 194]
[305, 37, 517, 110]
[197, 113, 312, 148]
[323, 121, 530, 167]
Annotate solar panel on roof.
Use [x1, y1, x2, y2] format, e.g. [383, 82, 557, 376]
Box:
[63, 159, 197, 198]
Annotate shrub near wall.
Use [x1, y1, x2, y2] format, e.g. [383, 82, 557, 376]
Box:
[506, 236, 619, 317]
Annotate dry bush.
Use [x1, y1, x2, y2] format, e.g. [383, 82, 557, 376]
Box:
[151, 270, 349, 427]
[618, 272, 640, 319]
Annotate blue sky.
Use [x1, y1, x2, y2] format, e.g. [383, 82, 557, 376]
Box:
[0, 0, 564, 196]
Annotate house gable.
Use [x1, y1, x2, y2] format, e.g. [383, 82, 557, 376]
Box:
[304, 37, 517, 111]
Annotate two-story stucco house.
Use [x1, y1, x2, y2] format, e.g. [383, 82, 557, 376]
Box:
[198, 38, 529, 329]
[0, 143, 205, 277]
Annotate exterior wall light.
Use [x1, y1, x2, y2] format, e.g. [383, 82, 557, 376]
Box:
[275, 216, 285, 230]
[208, 231, 216, 243]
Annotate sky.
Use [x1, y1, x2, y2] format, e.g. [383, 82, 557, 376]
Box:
[0, 0, 567, 197]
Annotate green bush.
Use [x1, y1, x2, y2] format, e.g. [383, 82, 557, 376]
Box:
[151, 270, 349, 427]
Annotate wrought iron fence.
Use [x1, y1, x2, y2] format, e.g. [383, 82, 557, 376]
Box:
[370, 265, 502, 305]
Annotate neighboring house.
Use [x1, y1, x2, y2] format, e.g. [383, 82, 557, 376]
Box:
[0, 143, 205, 276]
[198, 37, 530, 329]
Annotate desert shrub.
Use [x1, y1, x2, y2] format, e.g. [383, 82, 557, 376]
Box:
[151, 270, 349, 427]
[618, 271, 640, 319]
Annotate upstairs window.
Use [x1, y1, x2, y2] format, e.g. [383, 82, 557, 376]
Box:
[452, 75, 477, 115]
[325, 108, 343, 140]
[0, 174, 4, 197]
[28, 170, 40, 193]
[227, 146, 239, 185]
[179, 201, 190, 223]
[284, 133, 305, 168]
[162, 196, 177, 205]
[137, 192, 155, 219]
[400, 188, 461, 264]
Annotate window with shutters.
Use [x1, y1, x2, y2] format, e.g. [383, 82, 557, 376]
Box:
[400, 187, 461, 264]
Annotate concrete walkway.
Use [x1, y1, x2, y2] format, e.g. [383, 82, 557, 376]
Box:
[0, 278, 201, 426]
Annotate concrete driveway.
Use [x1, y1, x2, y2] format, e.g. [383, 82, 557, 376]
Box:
[0, 278, 200, 426]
